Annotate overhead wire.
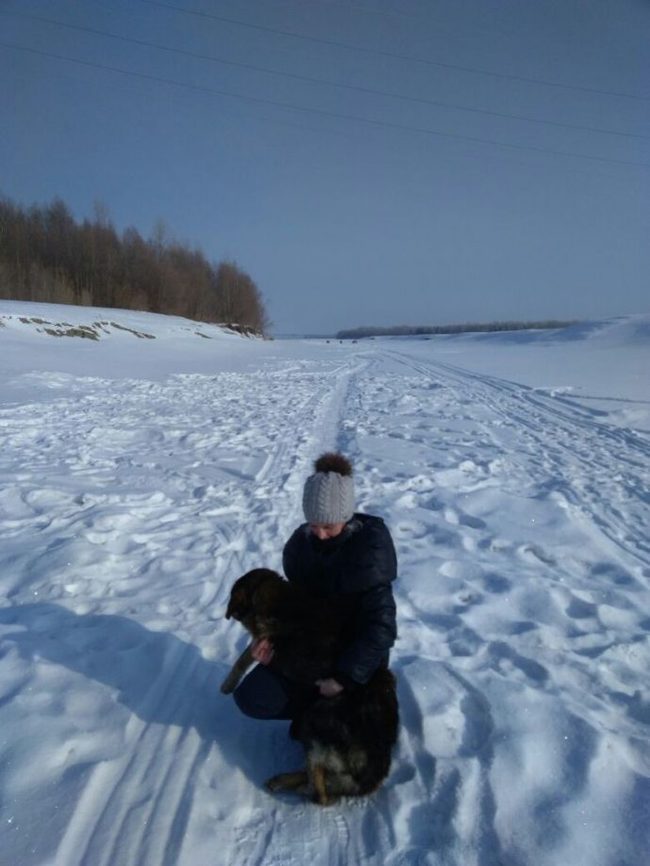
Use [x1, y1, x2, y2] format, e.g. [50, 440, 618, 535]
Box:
[1, 41, 648, 170]
[254, 0, 428, 23]
[138, 0, 650, 103]
[3, 10, 647, 142]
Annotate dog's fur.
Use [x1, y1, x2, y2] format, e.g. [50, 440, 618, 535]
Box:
[221, 568, 347, 692]
[222, 568, 399, 805]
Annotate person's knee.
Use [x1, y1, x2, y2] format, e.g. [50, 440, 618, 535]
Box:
[233, 670, 290, 720]
[233, 681, 272, 719]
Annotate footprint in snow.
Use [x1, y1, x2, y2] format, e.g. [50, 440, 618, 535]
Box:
[518, 543, 557, 566]
[482, 572, 512, 594]
[488, 641, 549, 685]
[396, 658, 494, 760]
[443, 506, 486, 530]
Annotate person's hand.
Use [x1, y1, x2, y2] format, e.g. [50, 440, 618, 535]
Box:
[316, 678, 344, 697]
[251, 637, 274, 665]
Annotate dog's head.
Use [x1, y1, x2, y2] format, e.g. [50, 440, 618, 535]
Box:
[225, 568, 286, 627]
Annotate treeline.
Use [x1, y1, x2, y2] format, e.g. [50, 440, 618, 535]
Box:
[337, 320, 577, 339]
[0, 195, 269, 335]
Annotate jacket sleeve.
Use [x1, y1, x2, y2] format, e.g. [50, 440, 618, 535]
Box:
[334, 519, 398, 685]
[335, 582, 397, 686]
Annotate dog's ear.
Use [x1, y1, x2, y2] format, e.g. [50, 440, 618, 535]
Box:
[225, 569, 282, 621]
[225, 579, 249, 621]
[249, 571, 285, 610]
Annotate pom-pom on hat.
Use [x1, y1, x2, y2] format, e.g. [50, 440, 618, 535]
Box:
[302, 452, 355, 525]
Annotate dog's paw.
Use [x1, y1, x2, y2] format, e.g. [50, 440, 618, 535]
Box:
[311, 791, 339, 807]
[265, 771, 309, 795]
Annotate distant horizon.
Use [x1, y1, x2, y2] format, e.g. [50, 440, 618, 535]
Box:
[5, 295, 650, 340]
[3, 185, 648, 336]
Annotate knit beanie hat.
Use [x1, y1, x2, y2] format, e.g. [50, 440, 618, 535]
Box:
[302, 452, 355, 525]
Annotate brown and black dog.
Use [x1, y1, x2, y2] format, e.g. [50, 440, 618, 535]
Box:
[221, 568, 399, 805]
[220, 567, 346, 693]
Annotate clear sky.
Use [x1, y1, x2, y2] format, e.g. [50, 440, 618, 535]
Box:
[1, 0, 648, 335]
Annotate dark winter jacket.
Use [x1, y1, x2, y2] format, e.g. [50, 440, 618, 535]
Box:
[282, 513, 397, 687]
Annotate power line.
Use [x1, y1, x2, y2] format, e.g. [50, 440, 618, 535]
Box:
[1, 42, 648, 170]
[138, 0, 650, 103]
[5, 10, 648, 142]
[243, 0, 426, 23]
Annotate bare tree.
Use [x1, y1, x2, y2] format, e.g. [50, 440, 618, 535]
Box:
[0, 194, 269, 335]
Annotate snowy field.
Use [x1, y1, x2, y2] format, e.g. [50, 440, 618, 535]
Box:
[0, 300, 649, 866]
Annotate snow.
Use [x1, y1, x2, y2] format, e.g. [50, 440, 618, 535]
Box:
[1, 301, 649, 866]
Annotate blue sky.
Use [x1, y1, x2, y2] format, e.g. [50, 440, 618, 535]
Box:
[1, 0, 648, 334]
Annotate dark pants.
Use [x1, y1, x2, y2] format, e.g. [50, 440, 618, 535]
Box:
[233, 665, 318, 721]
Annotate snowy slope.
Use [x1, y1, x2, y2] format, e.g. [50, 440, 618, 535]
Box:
[0, 302, 649, 866]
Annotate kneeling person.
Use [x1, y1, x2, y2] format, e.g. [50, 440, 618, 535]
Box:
[233, 452, 398, 723]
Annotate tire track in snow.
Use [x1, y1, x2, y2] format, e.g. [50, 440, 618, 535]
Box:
[310, 354, 463, 863]
[382, 349, 650, 574]
[211, 357, 398, 866]
[323, 347, 649, 864]
[53, 640, 201, 866]
[46, 358, 369, 866]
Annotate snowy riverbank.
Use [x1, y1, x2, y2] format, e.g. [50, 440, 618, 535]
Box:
[1, 302, 649, 866]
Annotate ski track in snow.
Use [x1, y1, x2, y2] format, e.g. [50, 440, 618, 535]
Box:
[0, 308, 649, 866]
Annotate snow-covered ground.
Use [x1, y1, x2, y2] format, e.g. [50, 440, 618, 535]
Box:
[1, 301, 649, 866]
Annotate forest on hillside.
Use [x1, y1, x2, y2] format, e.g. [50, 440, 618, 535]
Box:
[0, 195, 269, 335]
